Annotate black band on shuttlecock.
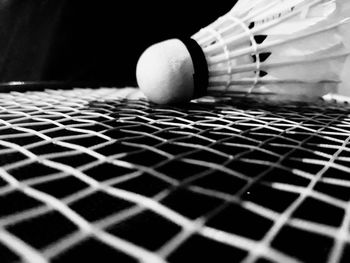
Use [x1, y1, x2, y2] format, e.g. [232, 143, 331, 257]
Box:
[179, 38, 208, 98]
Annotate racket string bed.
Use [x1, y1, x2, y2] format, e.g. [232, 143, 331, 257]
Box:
[0, 88, 350, 262]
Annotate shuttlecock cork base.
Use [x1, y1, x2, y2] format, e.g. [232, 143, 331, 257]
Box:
[136, 38, 209, 104]
[137, 0, 350, 105]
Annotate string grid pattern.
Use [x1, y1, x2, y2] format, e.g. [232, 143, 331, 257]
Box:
[0, 88, 350, 262]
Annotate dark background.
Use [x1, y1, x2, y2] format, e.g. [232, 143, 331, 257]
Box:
[0, 0, 235, 86]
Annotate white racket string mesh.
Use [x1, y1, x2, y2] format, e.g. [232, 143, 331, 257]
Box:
[0, 87, 350, 263]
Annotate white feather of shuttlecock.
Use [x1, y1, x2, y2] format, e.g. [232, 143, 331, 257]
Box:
[192, 0, 350, 100]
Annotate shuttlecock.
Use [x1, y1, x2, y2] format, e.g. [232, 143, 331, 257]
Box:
[136, 0, 350, 104]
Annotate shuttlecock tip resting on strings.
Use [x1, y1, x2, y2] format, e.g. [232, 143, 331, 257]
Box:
[136, 39, 197, 105]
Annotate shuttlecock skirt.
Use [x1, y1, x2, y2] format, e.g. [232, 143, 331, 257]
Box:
[191, 0, 350, 101]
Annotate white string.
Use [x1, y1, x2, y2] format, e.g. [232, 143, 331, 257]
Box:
[226, 14, 260, 94]
[205, 25, 233, 94]
[203, 13, 260, 95]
